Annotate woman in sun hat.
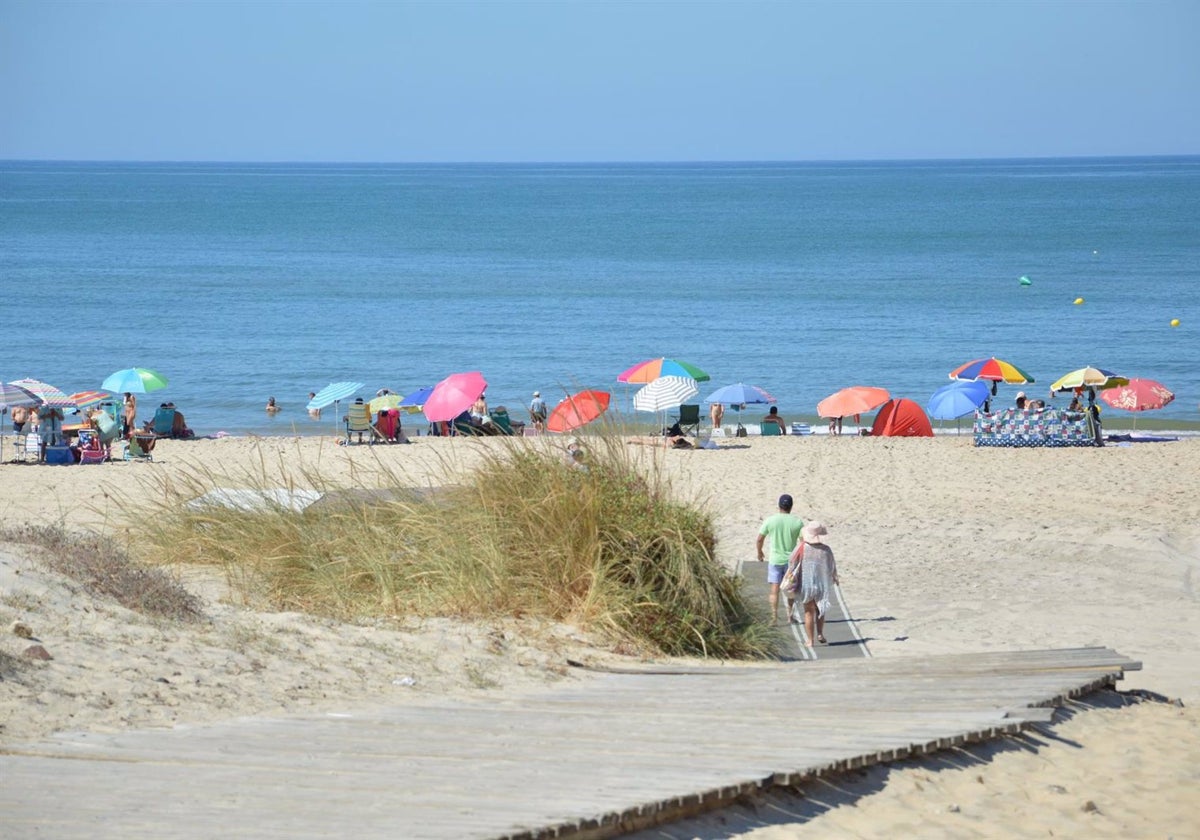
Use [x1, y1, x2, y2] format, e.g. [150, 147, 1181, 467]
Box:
[795, 521, 839, 646]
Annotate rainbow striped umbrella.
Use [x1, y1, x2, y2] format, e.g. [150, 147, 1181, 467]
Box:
[948, 357, 1035, 385]
[617, 358, 709, 384]
[69, 390, 110, 409]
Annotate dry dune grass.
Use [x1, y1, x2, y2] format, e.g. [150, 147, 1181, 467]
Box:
[118, 431, 769, 658]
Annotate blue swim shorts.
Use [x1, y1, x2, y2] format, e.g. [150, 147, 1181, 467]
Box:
[767, 563, 787, 585]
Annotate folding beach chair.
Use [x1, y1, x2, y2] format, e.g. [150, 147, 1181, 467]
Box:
[124, 433, 156, 462]
[77, 429, 108, 464]
[345, 401, 372, 444]
[760, 421, 784, 437]
[672, 404, 701, 438]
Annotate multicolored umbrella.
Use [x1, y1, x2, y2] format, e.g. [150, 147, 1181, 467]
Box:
[8, 378, 76, 408]
[101, 367, 169, 394]
[817, 386, 891, 419]
[617, 358, 710, 384]
[1099, 378, 1174, 412]
[949, 357, 1035, 385]
[424, 371, 488, 423]
[632, 376, 699, 412]
[546, 390, 611, 433]
[69, 390, 110, 410]
[703, 382, 776, 406]
[0, 381, 38, 410]
[1049, 367, 1128, 393]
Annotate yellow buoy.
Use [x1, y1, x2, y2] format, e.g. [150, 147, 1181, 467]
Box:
[1170, 319, 1180, 327]
[1073, 297, 1084, 305]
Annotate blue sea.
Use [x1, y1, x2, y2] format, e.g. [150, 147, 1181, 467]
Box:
[2, 157, 1198, 436]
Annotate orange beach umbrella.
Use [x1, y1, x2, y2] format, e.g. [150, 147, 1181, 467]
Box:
[547, 390, 611, 433]
[817, 386, 891, 419]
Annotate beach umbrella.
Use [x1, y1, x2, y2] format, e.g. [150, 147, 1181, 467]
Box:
[817, 386, 891, 419]
[949, 357, 1035, 386]
[307, 381, 366, 411]
[399, 385, 435, 408]
[8, 378, 76, 409]
[1049, 367, 1128, 393]
[369, 393, 404, 413]
[926, 380, 991, 420]
[617, 358, 710, 384]
[424, 371, 488, 423]
[1099, 379, 1174, 413]
[546, 390, 611, 433]
[0, 381, 38, 410]
[68, 390, 110, 410]
[949, 356, 1035, 399]
[102, 367, 169, 394]
[703, 382, 777, 405]
[632, 376, 699, 412]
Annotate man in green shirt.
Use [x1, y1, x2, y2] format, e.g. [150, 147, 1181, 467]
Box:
[756, 493, 804, 623]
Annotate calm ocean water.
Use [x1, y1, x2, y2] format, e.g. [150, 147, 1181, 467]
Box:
[2, 158, 1198, 436]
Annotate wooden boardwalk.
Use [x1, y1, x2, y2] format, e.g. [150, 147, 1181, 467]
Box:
[0, 647, 1138, 840]
[737, 560, 870, 661]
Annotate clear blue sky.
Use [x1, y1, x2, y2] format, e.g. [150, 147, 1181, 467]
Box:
[2, 0, 1197, 162]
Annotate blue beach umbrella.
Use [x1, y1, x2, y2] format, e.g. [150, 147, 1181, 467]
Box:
[703, 382, 777, 406]
[399, 385, 435, 408]
[927, 380, 990, 420]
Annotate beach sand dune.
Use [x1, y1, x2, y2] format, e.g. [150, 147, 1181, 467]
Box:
[2, 433, 1198, 837]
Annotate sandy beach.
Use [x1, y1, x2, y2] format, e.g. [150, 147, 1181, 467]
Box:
[3, 431, 1199, 837]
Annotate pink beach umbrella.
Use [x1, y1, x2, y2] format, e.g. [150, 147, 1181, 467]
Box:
[423, 371, 488, 423]
[1099, 378, 1174, 413]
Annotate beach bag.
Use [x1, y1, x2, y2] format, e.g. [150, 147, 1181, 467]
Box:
[780, 542, 805, 593]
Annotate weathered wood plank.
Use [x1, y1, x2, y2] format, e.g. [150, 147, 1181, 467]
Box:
[0, 647, 1140, 840]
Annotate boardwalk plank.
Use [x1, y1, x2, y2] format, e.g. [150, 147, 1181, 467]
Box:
[0, 647, 1138, 840]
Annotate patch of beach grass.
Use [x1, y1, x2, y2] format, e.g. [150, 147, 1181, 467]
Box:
[0, 525, 204, 624]
[122, 432, 768, 658]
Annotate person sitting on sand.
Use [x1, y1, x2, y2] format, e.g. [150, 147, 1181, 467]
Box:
[265, 396, 281, 414]
[794, 521, 838, 646]
[762, 406, 786, 433]
[11, 404, 29, 434]
[564, 438, 588, 471]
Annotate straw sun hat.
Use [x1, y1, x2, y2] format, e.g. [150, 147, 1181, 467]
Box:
[802, 521, 828, 543]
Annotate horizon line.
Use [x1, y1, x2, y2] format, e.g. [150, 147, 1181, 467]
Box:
[2, 153, 1198, 167]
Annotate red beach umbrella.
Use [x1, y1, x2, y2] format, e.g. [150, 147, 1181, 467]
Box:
[423, 371, 488, 423]
[546, 390, 611, 433]
[1099, 379, 1175, 412]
